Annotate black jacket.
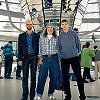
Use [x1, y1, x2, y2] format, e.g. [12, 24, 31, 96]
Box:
[18, 32, 39, 61]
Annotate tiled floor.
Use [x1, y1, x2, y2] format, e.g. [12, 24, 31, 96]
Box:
[0, 74, 100, 100]
[0, 63, 100, 100]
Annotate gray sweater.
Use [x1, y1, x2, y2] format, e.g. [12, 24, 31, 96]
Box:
[58, 29, 81, 59]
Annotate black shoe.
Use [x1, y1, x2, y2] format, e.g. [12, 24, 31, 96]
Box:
[79, 95, 86, 100]
[56, 84, 64, 91]
[0, 76, 3, 79]
[71, 79, 76, 81]
[64, 96, 71, 100]
[16, 77, 22, 80]
[6, 77, 13, 79]
[4, 76, 8, 79]
[21, 97, 27, 100]
[80, 99, 86, 100]
[90, 79, 95, 82]
[83, 80, 89, 83]
[64, 98, 71, 100]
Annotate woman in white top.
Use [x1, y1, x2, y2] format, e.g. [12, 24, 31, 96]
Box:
[0, 46, 3, 79]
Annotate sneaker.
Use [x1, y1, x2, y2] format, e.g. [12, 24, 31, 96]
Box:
[34, 95, 42, 100]
[48, 95, 56, 100]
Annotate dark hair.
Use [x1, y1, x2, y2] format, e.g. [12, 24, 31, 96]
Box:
[73, 28, 78, 31]
[82, 45, 85, 49]
[43, 27, 57, 38]
[61, 19, 69, 24]
[9, 41, 12, 44]
[85, 42, 90, 48]
[1, 46, 3, 50]
[94, 45, 97, 49]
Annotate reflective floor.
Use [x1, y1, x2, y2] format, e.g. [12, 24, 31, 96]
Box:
[0, 64, 100, 100]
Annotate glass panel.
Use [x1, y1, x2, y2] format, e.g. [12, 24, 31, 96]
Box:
[11, 17, 21, 22]
[0, 15, 9, 21]
[8, 3, 21, 12]
[86, 4, 99, 12]
[84, 13, 99, 18]
[80, 23, 99, 31]
[7, 0, 19, 3]
[88, 0, 98, 3]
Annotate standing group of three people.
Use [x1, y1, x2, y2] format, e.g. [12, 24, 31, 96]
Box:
[18, 19, 86, 100]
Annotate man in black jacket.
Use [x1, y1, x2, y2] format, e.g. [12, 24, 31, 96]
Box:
[18, 20, 39, 100]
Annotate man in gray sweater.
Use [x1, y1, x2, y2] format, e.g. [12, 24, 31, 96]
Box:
[58, 19, 86, 100]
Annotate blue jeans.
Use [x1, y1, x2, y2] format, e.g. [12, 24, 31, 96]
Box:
[37, 55, 59, 96]
[56, 67, 63, 88]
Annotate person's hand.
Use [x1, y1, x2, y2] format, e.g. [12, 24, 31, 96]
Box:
[38, 57, 43, 65]
[18, 61, 23, 66]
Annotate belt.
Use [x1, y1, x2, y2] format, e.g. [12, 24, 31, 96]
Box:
[28, 51, 34, 54]
[43, 54, 57, 57]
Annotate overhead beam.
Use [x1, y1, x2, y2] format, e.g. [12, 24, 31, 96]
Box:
[0, 35, 18, 41]
[82, 18, 100, 23]
[0, 9, 25, 18]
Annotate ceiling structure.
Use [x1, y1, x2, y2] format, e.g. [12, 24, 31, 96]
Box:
[0, 0, 100, 41]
